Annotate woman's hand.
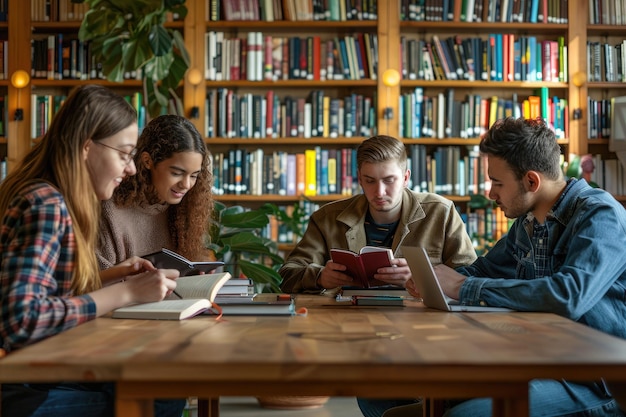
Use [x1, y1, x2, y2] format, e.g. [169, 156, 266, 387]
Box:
[100, 256, 156, 285]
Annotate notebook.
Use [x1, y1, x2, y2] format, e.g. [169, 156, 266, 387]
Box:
[402, 245, 513, 312]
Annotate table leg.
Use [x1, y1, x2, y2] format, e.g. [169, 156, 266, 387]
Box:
[116, 397, 153, 417]
[198, 397, 220, 417]
[493, 397, 529, 417]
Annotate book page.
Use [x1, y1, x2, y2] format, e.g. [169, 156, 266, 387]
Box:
[112, 299, 210, 320]
[359, 246, 394, 257]
[174, 272, 232, 301]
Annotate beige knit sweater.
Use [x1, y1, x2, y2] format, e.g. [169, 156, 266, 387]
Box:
[97, 199, 173, 270]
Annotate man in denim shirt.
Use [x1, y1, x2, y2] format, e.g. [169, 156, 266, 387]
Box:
[426, 117, 626, 417]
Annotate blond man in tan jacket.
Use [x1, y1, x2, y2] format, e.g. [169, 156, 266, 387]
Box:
[279, 134, 477, 295]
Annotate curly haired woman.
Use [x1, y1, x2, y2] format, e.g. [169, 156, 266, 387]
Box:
[97, 114, 214, 269]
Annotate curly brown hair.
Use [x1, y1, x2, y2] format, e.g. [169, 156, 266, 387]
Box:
[112, 115, 213, 260]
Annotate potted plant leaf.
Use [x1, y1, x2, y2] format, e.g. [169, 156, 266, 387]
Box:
[76, 0, 190, 118]
[207, 201, 307, 293]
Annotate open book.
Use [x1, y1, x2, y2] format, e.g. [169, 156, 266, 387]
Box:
[141, 248, 224, 276]
[330, 246, 394, 288]
[111, 272, 232, 320]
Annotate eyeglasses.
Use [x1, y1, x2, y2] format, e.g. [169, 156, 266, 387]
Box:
[95, 141, 137, 166]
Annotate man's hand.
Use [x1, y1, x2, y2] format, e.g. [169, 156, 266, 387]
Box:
[433, 264, 466, 300]
[372, 257, 412, 287]
[316, 260, 358, 289]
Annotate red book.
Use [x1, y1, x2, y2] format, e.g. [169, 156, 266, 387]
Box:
[330, 247, 394, 288]
[312, 35, 321, 80]
[299, 37, 308, 80]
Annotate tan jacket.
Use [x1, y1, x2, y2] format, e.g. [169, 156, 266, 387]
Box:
[279, 189, 477, 293]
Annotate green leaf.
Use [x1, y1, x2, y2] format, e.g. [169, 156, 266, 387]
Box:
[238, 261, 282, 292]
[160, 52, 187, 90]
[220, 210, 271, 229]
[144, 80, 167, 117]
[148, 25, 173, 57]
[101, 38, 125, 82]
[121, 37, 151, 73]
[172, 30, 190, 67]
[145, 52, 174, 82]
[170, 4, 188, 19]
[468, 194, 495, 209]
[164, 0, 186, 8]
[79, 5, 124, 40]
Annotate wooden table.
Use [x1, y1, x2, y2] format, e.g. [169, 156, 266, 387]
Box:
[2, 295, 626, 417]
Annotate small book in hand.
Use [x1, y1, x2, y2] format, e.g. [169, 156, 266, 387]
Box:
[141, 248, 224, 276]
[112, 272, 232, 320]
[330, 246, 394, 288]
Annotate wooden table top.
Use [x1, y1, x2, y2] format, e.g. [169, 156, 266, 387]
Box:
[2, 295, 626, 399]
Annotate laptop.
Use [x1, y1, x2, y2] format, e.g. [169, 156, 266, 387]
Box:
[402, 245, 513, 312]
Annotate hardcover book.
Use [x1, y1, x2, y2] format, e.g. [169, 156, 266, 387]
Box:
[330, 246, 394, 288]
[351, 295, 405, 306]
[141, 248, 224, 276]
[209, 298, 296, 316]
[111, 272, 233, 320]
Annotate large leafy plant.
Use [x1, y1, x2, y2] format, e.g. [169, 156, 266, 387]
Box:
[77, 0, 190, 118]
[207, 202, 306, 293]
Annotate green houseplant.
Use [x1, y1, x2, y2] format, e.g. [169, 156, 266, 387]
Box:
[77, 0, 190, 118]
[207, 202, 306, 293]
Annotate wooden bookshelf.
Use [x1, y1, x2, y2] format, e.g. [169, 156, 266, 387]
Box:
[5, 0, 626, 204]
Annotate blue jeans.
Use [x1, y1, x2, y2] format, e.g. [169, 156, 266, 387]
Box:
[357, 380, 625, 417]
[356, 397, 420, 417]
[1, 383, 186, 417]
[443, 379, 625, 417]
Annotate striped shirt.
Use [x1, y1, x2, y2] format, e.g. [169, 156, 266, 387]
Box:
[0, 182, 95, 353]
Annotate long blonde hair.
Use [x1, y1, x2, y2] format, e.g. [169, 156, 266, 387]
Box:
[0, 84, 137, 294]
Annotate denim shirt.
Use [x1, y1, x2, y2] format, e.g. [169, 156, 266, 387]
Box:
[457, 178, 626, 339]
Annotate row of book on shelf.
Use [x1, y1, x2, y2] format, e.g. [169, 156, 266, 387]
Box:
[210, 144, 491, 198]
[203, 87, 566, 141]
[31, 35, 108, 81]
[204, 31, 567, 84]
[205, 89, 376, 139]
[587, 40, 626, 83]
[401, 34, 567, 83]
[400, 88, 567, 140]
[587, 96, 626, 140]
[0, 40, 7, 81]
[30, 0, 89, 22]
[30, 92, 147, 139]
[30, 0, 182, 22]
[400, 0, 568, 23]
[587, 155, 626, 197]
[29, 88, 566, 143]
[0, 95, 6, 136]
[588, 0, 626, 25]
[208, 0, 378, 21]
[0, 158, 6, 182]
[204, 31, 378, 82]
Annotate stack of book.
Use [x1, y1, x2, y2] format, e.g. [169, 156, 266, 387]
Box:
[216, 277, 254, 297]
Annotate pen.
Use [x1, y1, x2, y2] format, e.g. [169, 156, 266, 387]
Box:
[173, 290, 183, 299]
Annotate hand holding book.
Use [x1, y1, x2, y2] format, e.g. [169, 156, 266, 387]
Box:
[330, 246, 394, 288]
[141, 248, 224, 276]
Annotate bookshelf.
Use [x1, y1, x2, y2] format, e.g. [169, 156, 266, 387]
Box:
[0, 18, 7, 170]
[5, 0, 624, 215]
